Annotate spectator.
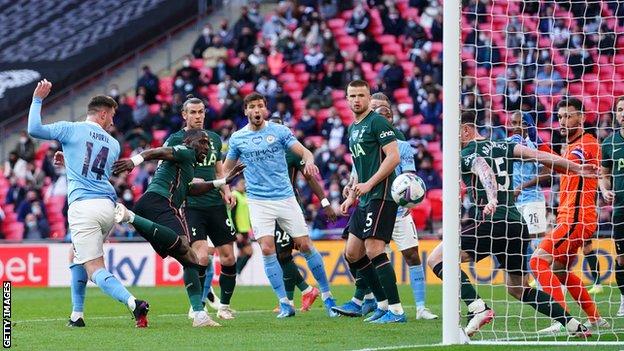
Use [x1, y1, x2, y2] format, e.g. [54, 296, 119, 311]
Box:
[321, 110, 348, 150]
[114, 95, 135, 134]
[294, 19, 321, 48]
[279, 33, 305, 63]
[405, 16, 429, 48]
[16, 190, 46, 223]
[408, 66, 424, 111]
[235, 26, 257, 54]
[320, 28, 342, 63]
[382, 7, 405, 36]
[136, 65, 160, 104]
[211, 58, 232, 84]
[192, 24, 215, 59]
[416, 156, 442, 190]
[202, 36, 228, 68]
[420, 92, 442, 128]
[23, 213, 50, 240]
[566, 46, 594, 79]
[342, 60, 364, 86]
[217, 20, 234, 47]
[320, 0, 338, 19]
[302, 73, 333, 109]
[263, 15, 287, 43]
[255, 72, 279, 107]
[267, 45, 286, 76]
[358, 32, 382, 64]
[475, 32, 501, 69]
[535, 63, 565, 96]
[248, 46, 267, 66]
[232, 51, 255, 83]
[173, 64, 201, 98]
[479, 110, 507, 140]
[271, 102, 293, 125]
[430, 13, 443, 42]
[295, 109, 319, 138]
[303, 45, 325, 74]
[550, 19, 570, 48]
[247, 1, 263, 31]
[5, 177, 26, 208]
[15, 131, 36, 162]
[132, 94, 150, 127]
[379, 56, 404, 97]
[538, 5, 555, 34]
[4, 151, 28, 180]
[124, 127, 152, 151]
[217, 75, 240, 104]
[233, 6, 258, 38]
[322, 60, 344, 89]
[317, 144, 347, 179]
[504, 80, 522, 112]
[346, 4, 370, 36]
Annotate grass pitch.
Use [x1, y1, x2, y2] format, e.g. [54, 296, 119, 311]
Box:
[11, 284, 624, 350]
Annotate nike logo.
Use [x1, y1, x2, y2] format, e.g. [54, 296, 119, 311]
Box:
[363, 228, 371, 233]
[185, 283, 193, 288]
[615, 148, 622, 153]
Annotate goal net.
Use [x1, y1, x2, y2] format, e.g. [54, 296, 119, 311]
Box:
[446, 0, 624, 345]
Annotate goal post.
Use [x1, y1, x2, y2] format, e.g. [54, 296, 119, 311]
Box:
[442, 0, 463, 345]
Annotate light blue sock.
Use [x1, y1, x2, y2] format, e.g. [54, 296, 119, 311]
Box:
[202, 263, 214, 302]
[303, 248, 330, 294]
[263, 254, 287, 300]
[70, 264, 87, 312]
[92, 268, 132, 307]
[409, 264, 426, 309]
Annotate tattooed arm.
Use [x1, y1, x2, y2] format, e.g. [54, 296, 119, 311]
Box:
[471, 156, 498, 215]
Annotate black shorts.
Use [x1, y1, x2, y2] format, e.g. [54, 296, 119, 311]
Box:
[348, 200, 398, 243]
[613, 213, 624, 255]
[185, 206, 236, 247]
[134, 192, 188, 258]
[275, 222, 294, 254]
[460, 219, 529, 275]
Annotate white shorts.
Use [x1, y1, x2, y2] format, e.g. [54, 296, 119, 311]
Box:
[392, 214, 419, 251]
[516, 201, 548, 235]
[247, 196, 308, 239]
[68, 198, 115, 264]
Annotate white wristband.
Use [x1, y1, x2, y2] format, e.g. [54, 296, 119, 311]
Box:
[213, 178, 226, 188]
[130, 154, 144, 166]
[321, 198, 330, 208]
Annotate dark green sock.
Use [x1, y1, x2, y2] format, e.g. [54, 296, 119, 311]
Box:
[279, 256, 298, 300]
[352, 256, 387, 302]
[236, 255, 251, 274]
[347, 256, 371, 301]
[616, 262, 624, 295]
[198, 265, 207, 297]
[219, 264, 237, 305]
[131, 215, 179, 248]
[371, 254, 400, 305]
[295, 269, 309, 292]
[585, 250, 600, 284]
[183, 265, 203, 312]
[460, 270, 480, 306]
[522, 287, 570, 326]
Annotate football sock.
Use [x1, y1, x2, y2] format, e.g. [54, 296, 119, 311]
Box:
[219, 263, 237, 305]
[432, 262, 483, 308]
[409, 264, 426, 309]
[303, 248, 330, 294]
[278, 255, 298, 300]
[530, 256, 568, 311]
[347, 255, 372, 301]
[70, 263, 87, 314]
[349, 255, 387, 304]
[92, 268, 133, 307]
[562, 271, 600, 321]
[585, 249, 601, 285]
[236, 254, 251, 274]
[521, 287, 570, 326]
[263, 254, 287, 301]
[615, 262, 624, 295]
[183, 265, 204, 312]
[201, 263, 214, 302]
[371, 253, 401, 306]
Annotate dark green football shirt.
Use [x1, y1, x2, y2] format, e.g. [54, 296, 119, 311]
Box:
[146, 144, 197, 208]
[164, 129, 224, 208]
[601, 131, 624, 217]
[348, 111, 397, 207]
[460, 139, 521, 222]
[285, 149, 305, 210]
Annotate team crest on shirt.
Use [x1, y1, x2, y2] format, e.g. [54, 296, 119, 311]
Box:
[252, 136, 262, 144]
[266, 135, 276, 144]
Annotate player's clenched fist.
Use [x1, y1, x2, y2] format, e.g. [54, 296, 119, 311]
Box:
[33, 79, 52, 100]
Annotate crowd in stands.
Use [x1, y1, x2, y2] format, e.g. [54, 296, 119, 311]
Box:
[8, 0, 622, 240]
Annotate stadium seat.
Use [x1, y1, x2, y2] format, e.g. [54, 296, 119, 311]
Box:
[427, 189, 443, 221]
[410, 199, 431, 231]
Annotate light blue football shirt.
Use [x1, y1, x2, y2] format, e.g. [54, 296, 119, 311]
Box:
[28, 98, 119, 205]
[395, 140, 416, 217]
[507, 134, 544, 204]
[226, 121, 297, 200]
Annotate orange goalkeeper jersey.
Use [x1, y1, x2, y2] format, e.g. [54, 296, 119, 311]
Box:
[557, 133, 600, 225]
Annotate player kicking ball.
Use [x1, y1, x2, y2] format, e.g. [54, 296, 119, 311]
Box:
[427, 111, 593, 338]
[112, 130, 244, 327]
[223, 93, 337, 318]
[333, 93, 437, 321]
[28, 80, 149, 328]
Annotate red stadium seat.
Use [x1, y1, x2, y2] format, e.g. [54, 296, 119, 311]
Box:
[410, 199, 431, 231]
[427, 189, 443, 221]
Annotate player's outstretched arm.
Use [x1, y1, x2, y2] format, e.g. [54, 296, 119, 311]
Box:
[28, 79, 55, 140]
[189, 163, 245, 196]
[112, 147, 178, 175]
[513, 144, 598, 177]
[471, 157, 498, 215]
[353, 141, 400, 197]
[290, 141, 319, 176]
[600, 166, 615, 202]
[303, 172, 337, 222]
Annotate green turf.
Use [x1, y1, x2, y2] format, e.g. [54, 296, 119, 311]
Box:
[10, 284, 624, 350]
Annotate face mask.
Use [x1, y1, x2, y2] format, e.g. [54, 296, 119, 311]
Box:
[328, 163, 338, 171]
[175, 78, 184, 87]
[389, 14, 398, 19]
[288, 42, 295, 48]
[254, 48, 262, 55]
[27, 221, 37, 229]
[330, 190, 340, 198]
[32, 205, 41, 215]
[19, 137, 27, 144]
[323, 32, 331, 39]
[183, 60, 191, 67]
[297, 179, 306, 188]
[229, 87, 238, 95]
[109, 89, 119, 97]
[333, 119, 341, 127]
[203, 29, 211, 36]
[123, 191, 133, 202]
[408, 21, 416, 27]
